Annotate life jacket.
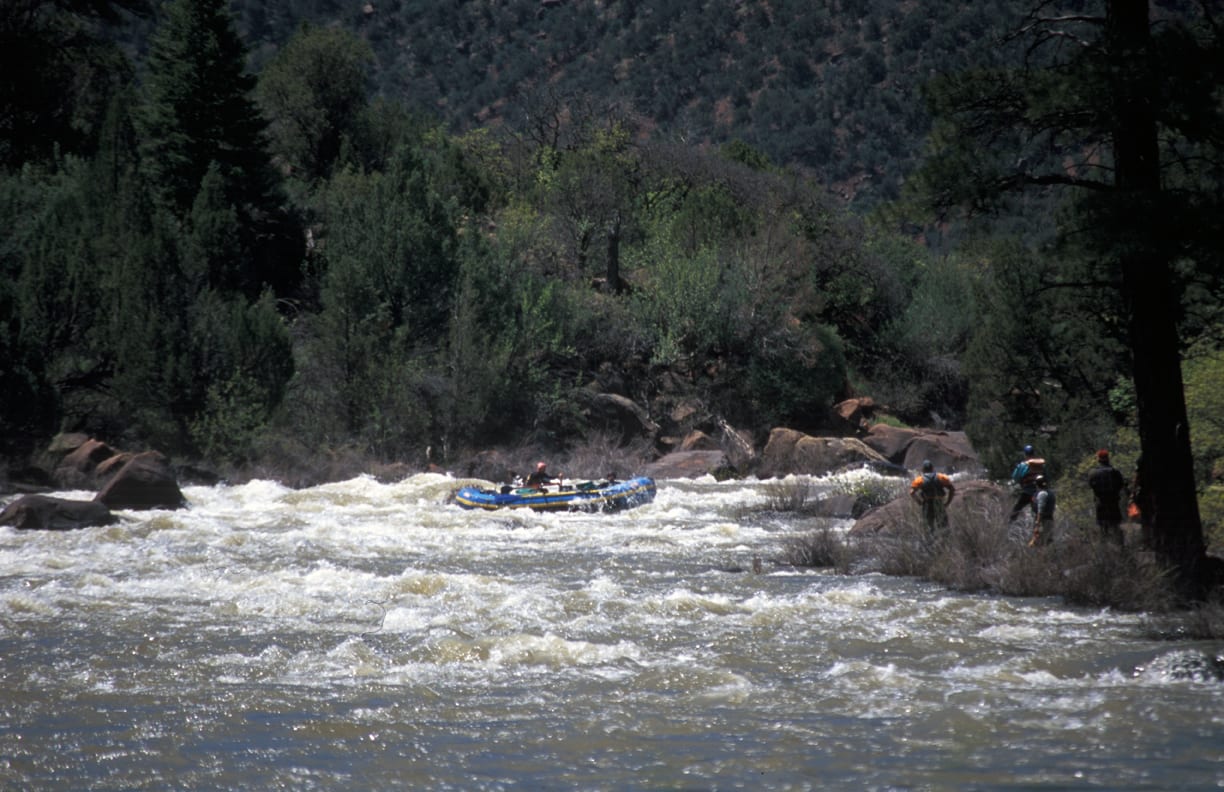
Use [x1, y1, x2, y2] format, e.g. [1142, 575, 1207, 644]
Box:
[915, 472, 946, 500]
[1018, 458, 1045, 487]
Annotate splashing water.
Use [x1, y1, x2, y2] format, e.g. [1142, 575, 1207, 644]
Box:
[2, 472, 1221, 789]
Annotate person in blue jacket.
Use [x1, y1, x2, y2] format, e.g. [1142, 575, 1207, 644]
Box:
[1009, 444, 1045, 523]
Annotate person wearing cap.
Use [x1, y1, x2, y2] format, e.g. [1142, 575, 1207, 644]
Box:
[1008, 443, 1046, 523]
[1087, 448, 1127, 545]
[910, 459, 955, 537]
[525, 461, 559, 491]
[1028, 475, 1056, 547]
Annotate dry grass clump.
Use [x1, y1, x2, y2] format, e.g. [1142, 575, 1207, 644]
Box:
[829, 473, 909, 512]
[780, 495, 1183, 614]
[491, 433, 654, 483]
[557, 433, 655, 481]
[780, 524, 852, 572]
[761, 478, 822, 514]
[753, 473, 907, 519]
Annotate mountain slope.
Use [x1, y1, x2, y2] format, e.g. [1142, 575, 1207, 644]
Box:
[226, 0, 1022, 209]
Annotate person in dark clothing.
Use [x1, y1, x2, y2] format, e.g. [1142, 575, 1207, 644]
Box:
[1009, 444, 1045, 522]
[1028, 475, 1056, 547]
[910, 459, 955, 537]
[525, 461, 556, 490]
[1087, 449, 1127, 545]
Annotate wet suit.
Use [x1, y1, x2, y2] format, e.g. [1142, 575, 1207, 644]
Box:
[910, 470, 955, 536]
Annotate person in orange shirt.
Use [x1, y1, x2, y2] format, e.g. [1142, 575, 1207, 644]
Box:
[910, 459, 955, 537]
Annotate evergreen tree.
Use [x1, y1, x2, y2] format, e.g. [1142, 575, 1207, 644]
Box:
[139, 0, 269, 215]
[138, 0, 300, 297]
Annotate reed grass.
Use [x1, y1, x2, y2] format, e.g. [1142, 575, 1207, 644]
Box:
[761, 478, 822, 514]
[781, 494, 1188, 615]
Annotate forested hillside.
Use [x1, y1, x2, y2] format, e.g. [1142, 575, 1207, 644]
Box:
[2, 1, 1223, 583]
[223, 0, 1023, 211]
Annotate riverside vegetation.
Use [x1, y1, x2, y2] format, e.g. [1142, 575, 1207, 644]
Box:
[762, 475, 1224, 637]
[2, 2, 1222, 601]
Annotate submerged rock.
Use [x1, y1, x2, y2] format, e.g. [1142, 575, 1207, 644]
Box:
[1136, 650, 1224, 683]
[0, 494, 117, 531]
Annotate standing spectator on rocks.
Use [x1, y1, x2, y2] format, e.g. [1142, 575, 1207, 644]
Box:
[1087, 449, 1127, 545]
[1028, 476, 1056, 547]
[1009, 444, 1045, 523]
[910, 459, 955, 538]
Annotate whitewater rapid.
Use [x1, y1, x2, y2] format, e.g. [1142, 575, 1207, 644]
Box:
[2, 472, 1222, 789]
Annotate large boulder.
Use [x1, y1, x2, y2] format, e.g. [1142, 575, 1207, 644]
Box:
[94, 451, 186, 510]
[850, 480, 1009, 536]
[576, 391, 660, 440]
[641, 450, 731, 480]
[756, 428, 889, 479]
[862, 425, 981, 474]
[53, 437, 119, 489]
[831, 397, 881, 434]
[0, 494, 117, 531]
[1, 465, 55, 495]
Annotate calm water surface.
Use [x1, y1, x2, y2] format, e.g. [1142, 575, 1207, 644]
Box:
[2, 472, 1222, 790]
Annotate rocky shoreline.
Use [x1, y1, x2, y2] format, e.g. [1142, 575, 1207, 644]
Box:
[1, 409, 982, 531]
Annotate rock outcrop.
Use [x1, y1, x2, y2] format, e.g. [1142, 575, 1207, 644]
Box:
[861, 425, 981, 474]
[640, 450, 731, 480]
[94, 451, 186, 511]
[756, 428, 889, 479]
[0, 494, 117, 531]
[53, 437, 119, 490]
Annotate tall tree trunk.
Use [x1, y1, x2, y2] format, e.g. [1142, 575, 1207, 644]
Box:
[1109, 1, 1206, 596]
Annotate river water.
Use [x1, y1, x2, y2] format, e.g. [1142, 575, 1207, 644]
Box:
[2, 471, 1222, 790]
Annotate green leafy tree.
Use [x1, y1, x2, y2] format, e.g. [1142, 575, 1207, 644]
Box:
[916, 1, 1224, 594]
[292, 134, 464, 454]
[187, 290, 293, 464]
[0, 168, 62, 455]
[255, 24, 374, 185]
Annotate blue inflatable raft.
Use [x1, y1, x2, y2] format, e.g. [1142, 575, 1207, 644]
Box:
[452, 476, 657, 513]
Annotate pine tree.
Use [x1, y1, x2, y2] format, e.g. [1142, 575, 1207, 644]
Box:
[139, 0, 272, 216]
[137, 0, 300, 297]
